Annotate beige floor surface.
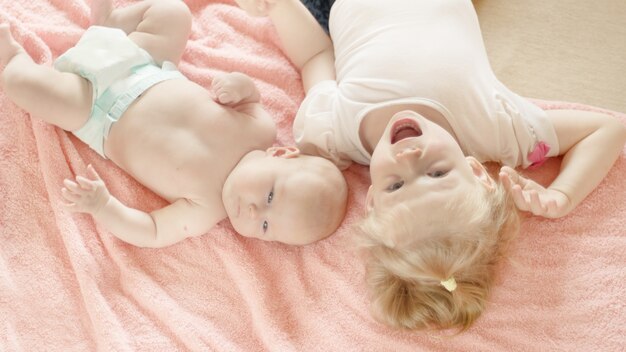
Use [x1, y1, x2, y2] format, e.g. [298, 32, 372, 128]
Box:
[475, 0, 626, 113]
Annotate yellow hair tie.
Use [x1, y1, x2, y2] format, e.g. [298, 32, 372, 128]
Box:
[440, 277, 457, 292]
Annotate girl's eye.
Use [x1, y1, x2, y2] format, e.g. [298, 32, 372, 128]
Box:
[387, 181, 404, 192]
[428, 170, 448, 178]
[267, 190, 274, 204]
[262, 220, 269, 233]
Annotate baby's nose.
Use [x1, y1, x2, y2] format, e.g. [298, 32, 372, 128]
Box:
[248, 204, 259, 220]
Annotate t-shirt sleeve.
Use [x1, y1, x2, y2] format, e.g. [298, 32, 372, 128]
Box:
[499, 93, 560, 169]
[293, 80, 353, 170]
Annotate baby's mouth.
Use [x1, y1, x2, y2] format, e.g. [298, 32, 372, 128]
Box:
[391, 118, 422, 144]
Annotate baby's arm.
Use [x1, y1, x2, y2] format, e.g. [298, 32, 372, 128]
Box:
[236, 0, 335, 92]
[211, 71, 276, 139]
[500, 110, 626, 218]
[62, 165, 218, 248]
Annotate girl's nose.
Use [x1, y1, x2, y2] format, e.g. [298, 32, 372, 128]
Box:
[396, 147, 422, 161]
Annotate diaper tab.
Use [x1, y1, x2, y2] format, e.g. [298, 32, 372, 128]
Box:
[161, 61, 178, 71]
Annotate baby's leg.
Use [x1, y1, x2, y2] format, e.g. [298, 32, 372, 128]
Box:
[91, 0, 191, 65]
[0, 25, 91, 131]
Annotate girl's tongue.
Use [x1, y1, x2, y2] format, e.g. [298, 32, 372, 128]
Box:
[394, 127, 420, 142]
[391, 119, 422, 144]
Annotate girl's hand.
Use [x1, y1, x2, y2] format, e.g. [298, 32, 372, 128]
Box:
[499, 166, 571, 218]
[61, 164, 110, 215]
[234, 0, 278, 17]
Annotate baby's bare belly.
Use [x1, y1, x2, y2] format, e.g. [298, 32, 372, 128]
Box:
[102, 80, 262, 202]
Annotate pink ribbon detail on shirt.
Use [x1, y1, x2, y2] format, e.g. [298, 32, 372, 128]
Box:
[527, 141, 551, 169]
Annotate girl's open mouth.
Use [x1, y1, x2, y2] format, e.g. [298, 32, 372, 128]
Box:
[391, 118, 422, 144]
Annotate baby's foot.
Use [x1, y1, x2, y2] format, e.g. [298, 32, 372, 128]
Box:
[0, 24, 25, 68]
[90, 0, 113, 25]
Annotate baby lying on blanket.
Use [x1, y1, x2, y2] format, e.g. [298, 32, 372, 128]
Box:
[0, 0, 347, 248]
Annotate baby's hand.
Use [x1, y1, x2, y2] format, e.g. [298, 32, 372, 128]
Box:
[210, 72, 258, 105]
[61, 164, 110, 215]
[234, 0, 278, 17]
[499, 166, 571, 218]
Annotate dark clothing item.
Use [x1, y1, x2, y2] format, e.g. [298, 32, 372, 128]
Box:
[300, 0, 335, 32]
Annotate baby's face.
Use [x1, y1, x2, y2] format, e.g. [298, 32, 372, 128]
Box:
[222, 149, 345, 245]
[367, 110, 480, 216]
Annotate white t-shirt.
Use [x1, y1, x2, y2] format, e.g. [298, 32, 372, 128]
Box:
[293, 0, 559, 170]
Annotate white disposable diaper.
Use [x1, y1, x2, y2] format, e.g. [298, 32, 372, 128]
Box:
[53, 26, 185, 157]
[54, 26, 155, 105]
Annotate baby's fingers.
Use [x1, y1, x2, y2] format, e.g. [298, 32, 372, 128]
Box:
[76, 176, 96, 191]
[217, 92, 234, 104]
[87, 164, 102, 181]
[61, 187, 81, 203]
[63, 179, 82, 193]
[60, 199, 80, 212]
[211, 78, 223, 92]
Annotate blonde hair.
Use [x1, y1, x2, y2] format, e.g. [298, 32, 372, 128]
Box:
[356, 180, 519, 332]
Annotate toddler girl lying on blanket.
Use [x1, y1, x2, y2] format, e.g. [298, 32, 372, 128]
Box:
[0, 0, 348, 248]
[237, 0, 626, 331]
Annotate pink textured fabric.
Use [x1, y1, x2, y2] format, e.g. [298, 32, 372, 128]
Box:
[1, 1, 624, 351]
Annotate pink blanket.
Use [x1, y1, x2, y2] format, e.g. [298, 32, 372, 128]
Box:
[1, 1, 624, 350]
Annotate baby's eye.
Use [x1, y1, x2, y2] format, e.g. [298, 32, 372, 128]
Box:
[428, 170, 448, 178]
[262, 220, 269, 233]
[267, 190, 274, 204]
[387, 181, 404, 192]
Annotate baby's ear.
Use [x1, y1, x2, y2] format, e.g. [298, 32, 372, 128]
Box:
[266, 146, 300, 159]
[466, 156, 495, 190]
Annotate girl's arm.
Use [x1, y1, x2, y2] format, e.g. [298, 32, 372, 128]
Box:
[236, 0, 336, 92]
[500, 110, 626, 218]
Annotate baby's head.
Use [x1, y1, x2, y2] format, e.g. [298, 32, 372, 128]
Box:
[222, 146, 348, 245]
[359, 110, 520, 331]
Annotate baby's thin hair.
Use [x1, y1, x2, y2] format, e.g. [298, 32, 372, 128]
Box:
[356, 181, 519, 332]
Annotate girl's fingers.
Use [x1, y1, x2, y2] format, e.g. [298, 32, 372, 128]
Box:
[546, 199, 557, 215]
[529, 191, 546, 215]
[510, 185, 529, 211]
[500, 167, 527, 190]
[500, 166, 517, 181]
[499, 172, 511, 189]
